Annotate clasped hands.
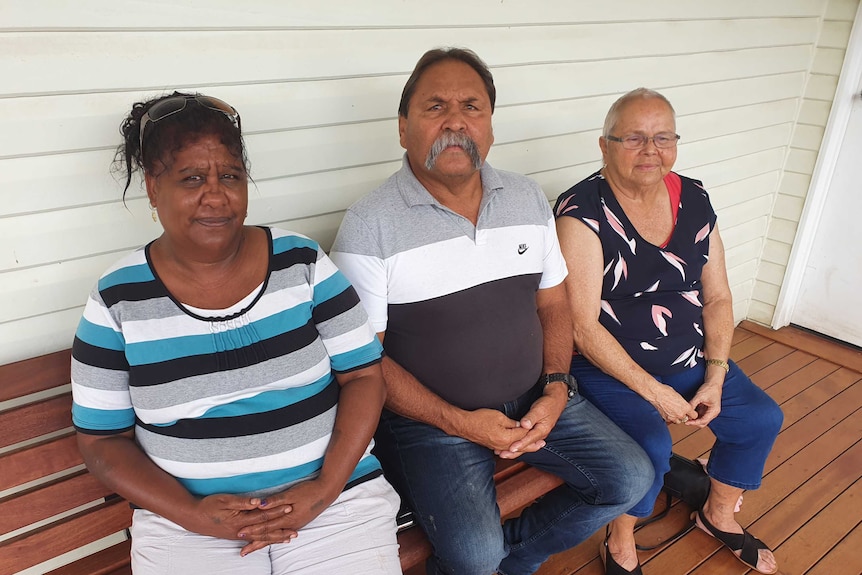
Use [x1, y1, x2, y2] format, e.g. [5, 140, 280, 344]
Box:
[190, 478, 337, 557]
[652, 381, 721, 428]
[461, 389, 568, 459]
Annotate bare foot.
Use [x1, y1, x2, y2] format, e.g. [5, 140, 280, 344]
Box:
[602, 536, 640, 573]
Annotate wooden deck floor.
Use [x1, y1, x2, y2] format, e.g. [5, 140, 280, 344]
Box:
[533, 321, 862, 575]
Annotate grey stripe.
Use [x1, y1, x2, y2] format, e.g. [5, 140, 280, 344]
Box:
[135, 405, 336, 463]
[317, 303, 370, 337]
[269, 265, 311, 290]
[129, 340, 329, 410]
[118, 296, 185, 322]
[72, 358, 130, 391]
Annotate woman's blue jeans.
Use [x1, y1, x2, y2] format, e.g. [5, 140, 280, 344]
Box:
[570, 355, 783, 518]
[374, 384, 653, 575]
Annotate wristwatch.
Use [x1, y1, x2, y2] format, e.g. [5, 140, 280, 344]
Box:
[539, 373, 577, 399]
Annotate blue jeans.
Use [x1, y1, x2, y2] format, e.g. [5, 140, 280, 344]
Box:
[570, 355, 783, 518]
[374, 383, 652, 575]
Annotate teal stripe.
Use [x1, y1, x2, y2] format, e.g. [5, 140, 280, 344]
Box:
[179, 457, 324, 496]
[176, 454, 381, 497]
[199, 375, 333, 419]
[72, 402, 135, 431]
[313, 270, 351, 306]
[349, 454, 382, 481]
[272, 234, 316, 255]
[329, 340, 383, 372]
[98, 262, 154, 291]
[76, 317, 125, 351]
[125, 303, 313, 365]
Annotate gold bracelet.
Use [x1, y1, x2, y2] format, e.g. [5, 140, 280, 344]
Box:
[706, 358, 730, 372]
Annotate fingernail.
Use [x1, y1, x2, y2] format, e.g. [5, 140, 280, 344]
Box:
[260, 499, 268, 507]
[238, 533, 246, 538]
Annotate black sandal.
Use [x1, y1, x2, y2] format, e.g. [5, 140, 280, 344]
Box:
[599, 531, 643, 575]
[694, 509, 777, 574]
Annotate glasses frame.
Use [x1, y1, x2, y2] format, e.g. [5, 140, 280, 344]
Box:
[138, 95, 241, 159]
[605, 133, 680, 150]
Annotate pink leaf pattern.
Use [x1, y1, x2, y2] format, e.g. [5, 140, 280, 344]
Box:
[640, 342, 658, 351]
[603, 259, 614, 277]
[651, 305, 672, 336]
[695, 223, 710, 243]
[601, 299, 621, 325]
[681, 290, 702, 307]
[672, 346, 698, 367]
[583, 218, 600, 233]
[693, 322, 703, 336]
[603, 204, 637, 255]
[660, 251, 687, 281]
[557, 196, 578, 216]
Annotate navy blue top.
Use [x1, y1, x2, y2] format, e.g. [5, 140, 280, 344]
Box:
[554, 171, 717, 375]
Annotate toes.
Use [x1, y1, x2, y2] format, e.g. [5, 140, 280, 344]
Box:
[757, 549, 778, 574]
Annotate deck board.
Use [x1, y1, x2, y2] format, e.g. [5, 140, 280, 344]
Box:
[535, 324, 862, 575]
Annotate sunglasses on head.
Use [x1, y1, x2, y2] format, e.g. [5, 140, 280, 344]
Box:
[138, 95, 241, 157]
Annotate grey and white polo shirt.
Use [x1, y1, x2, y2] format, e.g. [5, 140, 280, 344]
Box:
[331, 157, 568, 410]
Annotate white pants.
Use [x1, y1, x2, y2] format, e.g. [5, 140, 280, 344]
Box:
[130, 476, 402, 574]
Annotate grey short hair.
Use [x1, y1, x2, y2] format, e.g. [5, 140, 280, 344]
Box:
[602, 88, 676, 137]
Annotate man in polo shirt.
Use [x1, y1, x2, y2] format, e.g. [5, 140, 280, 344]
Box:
[330, 47, 652, 575]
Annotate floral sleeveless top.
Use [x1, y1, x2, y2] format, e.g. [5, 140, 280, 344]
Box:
[554, 171, 717, 375]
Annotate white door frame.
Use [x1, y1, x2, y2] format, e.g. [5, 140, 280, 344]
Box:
[772, 2, 862, 329]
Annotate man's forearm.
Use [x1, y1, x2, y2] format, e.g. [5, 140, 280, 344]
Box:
[380, 355, 468, 436]
[536, 283, 574, 374]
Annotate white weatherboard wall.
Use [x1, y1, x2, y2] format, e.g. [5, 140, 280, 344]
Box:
[749, 0, 860, 324]
[0, 0, 858, 369]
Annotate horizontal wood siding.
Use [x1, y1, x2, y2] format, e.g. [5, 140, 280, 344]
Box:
[749, 0, 860, 324]
[0, 0, 856, 364]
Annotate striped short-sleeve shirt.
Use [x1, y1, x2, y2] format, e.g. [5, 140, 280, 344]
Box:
[330, 158, 568, 410]
[71, 227, 383, 497]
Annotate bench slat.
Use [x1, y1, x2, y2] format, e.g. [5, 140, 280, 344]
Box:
[0, 499, 133, 574]
[0, 349, 71, 402]
[0, 471, 114, 535]
[44, 540, 132, 575]
[0, 433, 82, 491]
[0, 394, 72, 449]
[496, 467, 564, 517]
[397, 525, 434, 571]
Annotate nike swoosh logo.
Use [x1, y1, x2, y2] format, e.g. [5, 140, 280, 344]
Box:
[518, 246, 528, 255]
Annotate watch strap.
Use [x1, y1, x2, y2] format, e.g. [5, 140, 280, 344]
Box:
[539, 372, 577, 398]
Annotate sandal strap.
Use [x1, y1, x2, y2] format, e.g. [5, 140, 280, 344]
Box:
[697, 510, 772, 571]
[738, 531, 769, 569]
[696, 510, 745, 550]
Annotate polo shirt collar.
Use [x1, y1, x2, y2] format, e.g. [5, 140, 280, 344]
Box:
[395, 154, 504, 208]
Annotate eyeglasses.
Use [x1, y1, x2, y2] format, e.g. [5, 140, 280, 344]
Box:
[139, 95, 241, 156]
[605, 132, 680, 150]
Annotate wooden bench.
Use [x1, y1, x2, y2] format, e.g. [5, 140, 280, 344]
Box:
[0, 350, 563, 574]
